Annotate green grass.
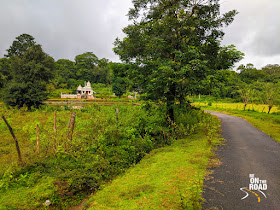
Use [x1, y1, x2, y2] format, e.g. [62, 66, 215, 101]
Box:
[87, 128, 222, 209]
[1, 104, 220, 209]
[0, 176, 56, 209]
[198, 104, 280, 143]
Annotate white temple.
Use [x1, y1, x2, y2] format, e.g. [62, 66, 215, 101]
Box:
[61, 81, 96, 99]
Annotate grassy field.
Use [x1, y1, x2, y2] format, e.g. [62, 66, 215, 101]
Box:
[0, 104, 221, 209]
[194, 102, 280, 143]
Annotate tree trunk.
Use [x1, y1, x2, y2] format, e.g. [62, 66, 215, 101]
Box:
[178, 92, 186, 107]
[2, 115, 22, 165]
[167, 102, 175, 122]
[268, 105, 273, 114]
[243, 103, 247, 111]
[166, 84, 176, 122]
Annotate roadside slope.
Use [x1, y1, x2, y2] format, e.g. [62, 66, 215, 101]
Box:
[203, 111, 280, 209]
[87, 133, 220, 209]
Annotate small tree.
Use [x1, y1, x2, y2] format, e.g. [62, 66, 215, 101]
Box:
[239, 84, 254, 110]
[252, 82, 280, 114]
[261, 83, 279, 114]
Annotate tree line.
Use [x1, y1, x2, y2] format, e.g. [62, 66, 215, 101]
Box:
[0, 34, 133, 109]
[0, 0, 279, 118]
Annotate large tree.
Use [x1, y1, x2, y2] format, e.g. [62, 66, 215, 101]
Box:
[5, 34, 36, 58]
[114, 0, 243, 121]
[3, 41, 55, 110]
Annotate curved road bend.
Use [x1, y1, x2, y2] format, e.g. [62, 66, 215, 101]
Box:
[203, 111, 280, 210]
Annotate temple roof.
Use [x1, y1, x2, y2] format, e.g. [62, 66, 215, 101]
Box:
[76, 81, 95, 93]
[77, 85, 83, 90]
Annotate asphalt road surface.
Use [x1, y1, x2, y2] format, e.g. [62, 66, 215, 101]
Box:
[203, 111, 280, 210]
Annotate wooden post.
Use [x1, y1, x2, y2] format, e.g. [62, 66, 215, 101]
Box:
[2, 115, 22, 165]
[68, 112, 76, 142]
[36, 124, 40, 155]
[54, 109, 57, 132]
[116, 108, 119, 121]
[53, 110, 57, 152]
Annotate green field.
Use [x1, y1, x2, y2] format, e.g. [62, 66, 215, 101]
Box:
[194, 102, 278, 113]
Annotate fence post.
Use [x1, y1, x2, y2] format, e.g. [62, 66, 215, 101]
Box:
[68, 112, 76, 142]
[36, 124, 40, 155]
[116, 108, 119, 121]
[2, 115, 22, 165]
[53, 110, 57, 152]
[54, 109, 57, 132]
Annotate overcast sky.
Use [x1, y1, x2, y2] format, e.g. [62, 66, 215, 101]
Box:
[0, 0, 279, 69]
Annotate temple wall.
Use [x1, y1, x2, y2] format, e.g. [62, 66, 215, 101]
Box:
[61, 93, 77, 99]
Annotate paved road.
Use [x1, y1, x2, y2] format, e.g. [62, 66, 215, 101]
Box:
[203, 111, 280, 210]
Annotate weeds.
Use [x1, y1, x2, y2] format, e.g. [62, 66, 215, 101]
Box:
[0, 104, 214, 208]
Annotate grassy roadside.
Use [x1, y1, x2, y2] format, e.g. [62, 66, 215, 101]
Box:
[0, 104, 221, 209]
[198, 105, 280, 143]
[86, 120, 222, 209]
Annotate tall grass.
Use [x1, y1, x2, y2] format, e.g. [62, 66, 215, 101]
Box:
[0, 104, 214, 209]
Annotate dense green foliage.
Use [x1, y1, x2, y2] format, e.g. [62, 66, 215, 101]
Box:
[114, 0, 244, 120]
[0, 34, 114, 107]
[51, 53, 112, 90]
[0, 33, 278, 109]
[2, 41, 55, 109]
[194, 63, 280, 112]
